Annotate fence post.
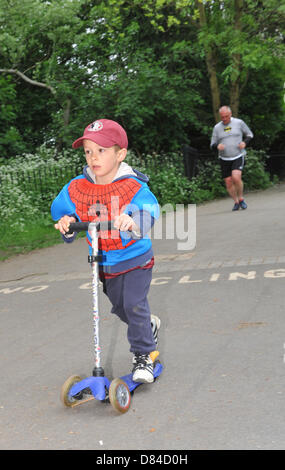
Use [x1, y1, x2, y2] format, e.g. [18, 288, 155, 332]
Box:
[182, 144, 198, 180]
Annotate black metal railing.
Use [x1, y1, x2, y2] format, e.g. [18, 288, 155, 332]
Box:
[0, 151, 283, 210]
[0, 164, 84, 209]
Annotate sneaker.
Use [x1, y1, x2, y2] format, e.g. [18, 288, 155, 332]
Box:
[232, 202, 240, 211]
[151, 315, 161, 345]
[132, 353, 154, 383]
[239, 199, 247, 210]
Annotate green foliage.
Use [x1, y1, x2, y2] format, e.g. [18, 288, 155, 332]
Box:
[127, 152, 192, 206]
[0, 76, 26, 155]
[1, 0, 284, 158]
[148, 167, 192, 207]
[0, 146, 85, 229]
[190, 149, 273, 204]
[0, 145, 275, 257]
[126, 148, 273, 207]
[0, 146, 274, 226]
[0, 220, 63, 260]
[188, 161, 228, 204]
[1, 0, 283, 259]
[240, 65, 285, 149]
[242, 149, 272, 189]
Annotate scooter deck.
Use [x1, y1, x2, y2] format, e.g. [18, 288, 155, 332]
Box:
[68, 361, 163, 407]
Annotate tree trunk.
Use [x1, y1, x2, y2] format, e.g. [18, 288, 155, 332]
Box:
[195, 0, 221, 123]
[229, 0, 243, 116]
[56, 98, 72, 153]
[205, 50, 221, 123]
[63, 98, 71, 128]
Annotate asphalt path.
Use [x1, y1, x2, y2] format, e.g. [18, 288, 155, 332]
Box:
[1, 184, 285, 451]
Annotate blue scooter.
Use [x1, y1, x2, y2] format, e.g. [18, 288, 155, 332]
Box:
[60, 221, 163, 413]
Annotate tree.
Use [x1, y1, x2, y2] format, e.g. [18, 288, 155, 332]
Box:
[131, 0, 285, 122]
[0, 75, 26, 156]
[0, 0, 284, 157]
[0, 0, 91, 152]
[193, 0, 285, 120]
[75, 0, 204, 153]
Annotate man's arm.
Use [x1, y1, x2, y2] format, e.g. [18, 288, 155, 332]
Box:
[241, 120, 254, 145]
[210, 126, 219, 150]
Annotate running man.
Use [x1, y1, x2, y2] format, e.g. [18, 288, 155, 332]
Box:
[211, 106, 253, 211]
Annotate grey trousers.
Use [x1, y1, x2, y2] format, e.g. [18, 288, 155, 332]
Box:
[102, 268, 156, 354]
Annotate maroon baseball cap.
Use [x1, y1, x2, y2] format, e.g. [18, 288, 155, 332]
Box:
[72, 119, 128, 149]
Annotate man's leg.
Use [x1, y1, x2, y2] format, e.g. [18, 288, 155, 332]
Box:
[224, 176, 239, 203]
[231, 169, 244, 201]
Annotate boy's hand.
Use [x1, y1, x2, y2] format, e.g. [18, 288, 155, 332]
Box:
[114, 214, 140, 234]
[54, 215, 76, 235]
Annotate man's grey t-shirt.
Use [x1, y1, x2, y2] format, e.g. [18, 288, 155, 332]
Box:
[210, 117, 253, 161]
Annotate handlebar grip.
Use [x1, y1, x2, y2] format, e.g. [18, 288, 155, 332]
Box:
[68, 222, 89, 233]
[67, 221, 115, 234]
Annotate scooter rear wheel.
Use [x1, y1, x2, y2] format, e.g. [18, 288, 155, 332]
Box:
[60, 375, 82, 407]
[109, 378, 131, 413]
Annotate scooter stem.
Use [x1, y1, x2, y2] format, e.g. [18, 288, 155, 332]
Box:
[89, 223, 102, 374]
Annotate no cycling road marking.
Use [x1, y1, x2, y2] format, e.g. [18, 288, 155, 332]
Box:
[1, 267, 285, 295]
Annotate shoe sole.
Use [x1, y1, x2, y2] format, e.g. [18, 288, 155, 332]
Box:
[132, 374, 154, 384]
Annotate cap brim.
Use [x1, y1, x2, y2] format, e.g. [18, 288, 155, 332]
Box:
[72, 133, 121, 149]
[72, 137, 84, 149]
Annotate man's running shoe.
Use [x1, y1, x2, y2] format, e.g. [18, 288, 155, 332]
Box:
[239, 199, 247, 210]
[132, 353, 154, 383]
[151, 315, 161, 345]
[232, 202, 240, 211]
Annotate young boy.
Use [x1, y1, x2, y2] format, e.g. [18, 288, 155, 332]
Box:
[51, 119, 161, 383]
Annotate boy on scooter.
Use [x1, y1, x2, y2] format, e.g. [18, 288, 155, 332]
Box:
[51, 119, 161, 384]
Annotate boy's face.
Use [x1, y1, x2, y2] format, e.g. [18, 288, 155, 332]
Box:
[83, 139, 127, 184]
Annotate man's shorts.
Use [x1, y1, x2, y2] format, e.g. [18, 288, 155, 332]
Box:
[219, 156, 245, 179]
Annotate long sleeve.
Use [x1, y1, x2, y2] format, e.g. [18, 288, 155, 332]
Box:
[241, 120, 254, 144]
[210, 127, 218, 150]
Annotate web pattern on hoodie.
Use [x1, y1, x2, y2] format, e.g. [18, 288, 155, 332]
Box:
[68, 177, 142, 251]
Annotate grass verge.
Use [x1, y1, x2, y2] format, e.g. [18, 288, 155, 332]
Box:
[0, 218, 64, 261]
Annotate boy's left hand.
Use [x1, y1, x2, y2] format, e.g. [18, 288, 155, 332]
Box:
[114, 214, 140, 234]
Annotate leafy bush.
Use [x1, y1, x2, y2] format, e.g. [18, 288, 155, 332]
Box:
[0, 146, 274, 235]
[187, 149, 273, 204]
[188, 160, 227, 203]
[126, 151, 191, 207]
[242, 149, 272, 189]
[0, 146, 85, 225]
[0, 182, 42, 230]
[127, 149, 273, 206]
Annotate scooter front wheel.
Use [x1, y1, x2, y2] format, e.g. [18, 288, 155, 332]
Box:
[60, 375, 82, 407]
[109, 378, 131, 414]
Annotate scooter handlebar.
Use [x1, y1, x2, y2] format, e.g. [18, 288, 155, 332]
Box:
[67, 221, 115, 234]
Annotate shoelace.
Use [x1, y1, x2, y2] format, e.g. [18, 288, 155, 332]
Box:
[133, 354, 152, 370]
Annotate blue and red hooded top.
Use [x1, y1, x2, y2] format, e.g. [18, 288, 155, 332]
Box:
[51, 162, 159, 275]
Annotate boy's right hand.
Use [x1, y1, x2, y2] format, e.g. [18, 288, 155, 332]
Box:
[54, 215, 76, 235]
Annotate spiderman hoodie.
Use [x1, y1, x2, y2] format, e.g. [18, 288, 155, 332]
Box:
[51, 162, 160, 275]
